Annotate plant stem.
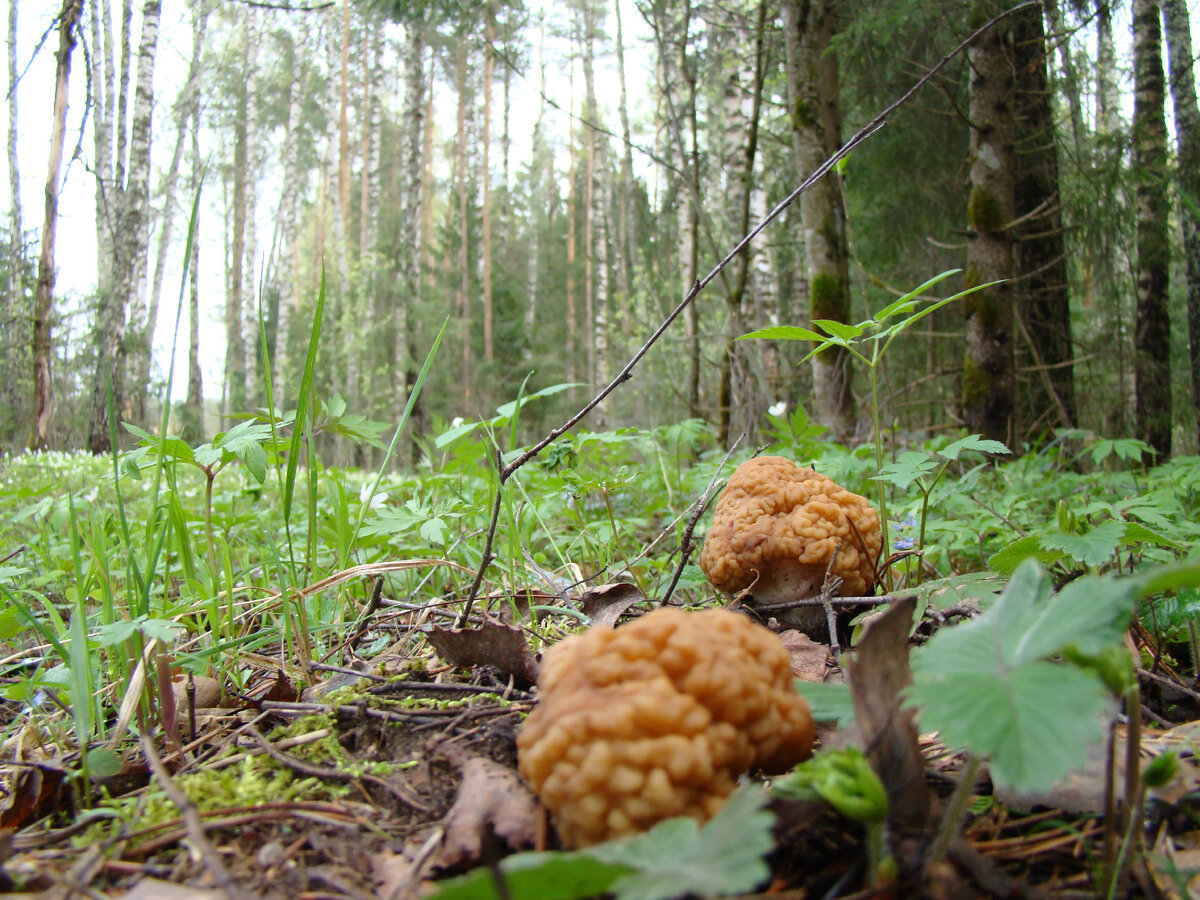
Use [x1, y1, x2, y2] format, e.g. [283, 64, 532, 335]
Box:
[927, 753, 981, 865]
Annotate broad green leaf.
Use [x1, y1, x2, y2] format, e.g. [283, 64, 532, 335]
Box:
[872, 269, 961, 322]
[593, 786, 773, 900]
[1122, 521, 1182, 551]
[419, 517, 448, 545]
[429, 852, 633, 900]
[988, 535, 1064, 575]
[85, 747, 123, 778]
[737, 325, 827, 342]
[872, 451, 940, 491]
[913, 572, 1005, 612]
[236, 439, 268, 484]
[811, 319, 864, 341]
[795, 680, 854, 724]
[1039, 520, 1126, 567]
[910, 659, 1109, 790]
[908, 561, 1129, 792]
[938, 434, 1011, 460]
[495, 382, 585, 418]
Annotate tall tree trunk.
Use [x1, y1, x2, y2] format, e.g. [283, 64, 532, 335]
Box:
[224, 16, 252, 417]
[960, 2, 1015, 446]
[1163, 0, 1200, 449]
[454, 38, 471, 405]
[1012, 4, 1075, 440]
[580, 3, 598, 392]
[182, 38, 204, 445]
[398, 17, 426, 466]
[7, 0, 21, 329]
[481, 2, 495, 367]
[1133, 0, 1171, 456]
[782, 0, 855, 443]
[565, 79, 578, 399]
[613, 0, 636, 305]
[718, 0, 768, 449]
[142, 0, 207, 415]
[29, 0, 81, 450]
[89, 0, 160, 454]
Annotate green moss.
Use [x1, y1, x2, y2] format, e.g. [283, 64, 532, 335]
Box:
[810, 271, 847, 322]
[961, 354, 991, 406]
[967, 186, 1006, 233]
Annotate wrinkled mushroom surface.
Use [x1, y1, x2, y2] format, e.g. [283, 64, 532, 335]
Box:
[699, 456, 881, 632]
[516, 607, 814, 847]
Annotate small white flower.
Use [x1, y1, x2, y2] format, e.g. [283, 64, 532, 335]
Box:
[768, 401, 787, 418]
[359, 483, 388, 509]
[451, 416, 465, 428]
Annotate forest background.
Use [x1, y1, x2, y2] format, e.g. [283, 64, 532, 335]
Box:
[2, 0, 1199, 466]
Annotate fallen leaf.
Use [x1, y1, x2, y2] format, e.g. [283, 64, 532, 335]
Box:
[579, 583, 646, 628]
[169, 674, 222, 710]
[426, 622, 539, 685]
[435, 755, 539, 872]
[843, 595, 929, 831]
[0, 762, 66, 829]
[122, 877, 225, 899]
[778, 630, 831, 682]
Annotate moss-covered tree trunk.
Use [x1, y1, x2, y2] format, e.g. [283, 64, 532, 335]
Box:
[781, 0, 854, 444]
[1163, 0, 1200, 450]
[1132, 0, 1171, 457]
[1012, 4, 1075, 441]
[962, 3, 1015, 446]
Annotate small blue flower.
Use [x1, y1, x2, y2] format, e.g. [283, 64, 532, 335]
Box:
[893, 536, 916, 551]
[899, 513, 918, 530]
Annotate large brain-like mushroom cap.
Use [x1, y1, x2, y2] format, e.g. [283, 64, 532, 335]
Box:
[516, 607, 814, 847]
[699, 456, 881, 602]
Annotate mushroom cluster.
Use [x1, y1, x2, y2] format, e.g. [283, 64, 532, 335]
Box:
[516, 607, 814, 847]
[699, 456, 881, 633]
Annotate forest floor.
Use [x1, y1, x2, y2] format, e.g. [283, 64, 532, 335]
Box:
[5, 588, 1198, 900]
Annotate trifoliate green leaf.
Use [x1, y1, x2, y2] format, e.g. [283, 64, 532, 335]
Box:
[908, 560, 1135, 792]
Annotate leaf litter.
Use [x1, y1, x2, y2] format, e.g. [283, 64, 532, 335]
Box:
[7, 566, 1200, 899]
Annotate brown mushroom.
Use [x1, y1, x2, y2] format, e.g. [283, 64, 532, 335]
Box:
[516, 607, 814, 848]
[698, 456, 881, 635]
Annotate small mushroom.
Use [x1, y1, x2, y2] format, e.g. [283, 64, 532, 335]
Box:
[516, 607, 814, 848]
[699, 456, 881, 636]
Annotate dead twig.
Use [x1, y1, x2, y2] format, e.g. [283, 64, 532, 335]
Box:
[244, 724, 431, 813]
[140, 732, 254, 900]
[659, 433, 747, 606]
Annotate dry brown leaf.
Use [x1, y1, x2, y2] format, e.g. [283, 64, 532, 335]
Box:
[434, 755, 539, 872]
[778, 629, 832, 682]
[0, 762, 65, 830]
[122, 877, 225, 899]
[169, 674, 222, 710]
[578, 582, 646, 628]
[843, 595, 929, 832]
[425, 621, 539, 685]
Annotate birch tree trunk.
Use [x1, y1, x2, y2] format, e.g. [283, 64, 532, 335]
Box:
[182, 40, 204, 445]
[1132, 0, 1171, 456]
[1163, 0, 1200, 449]
[29, 0, 81, 450]
[141, 0, 207, 415]
[224, 13, 253, 417]
[7, 0, 21, 325]
[781, 0, 855, 443]
[89, 0, 160, 453]
[961, 2, 1015, 446]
